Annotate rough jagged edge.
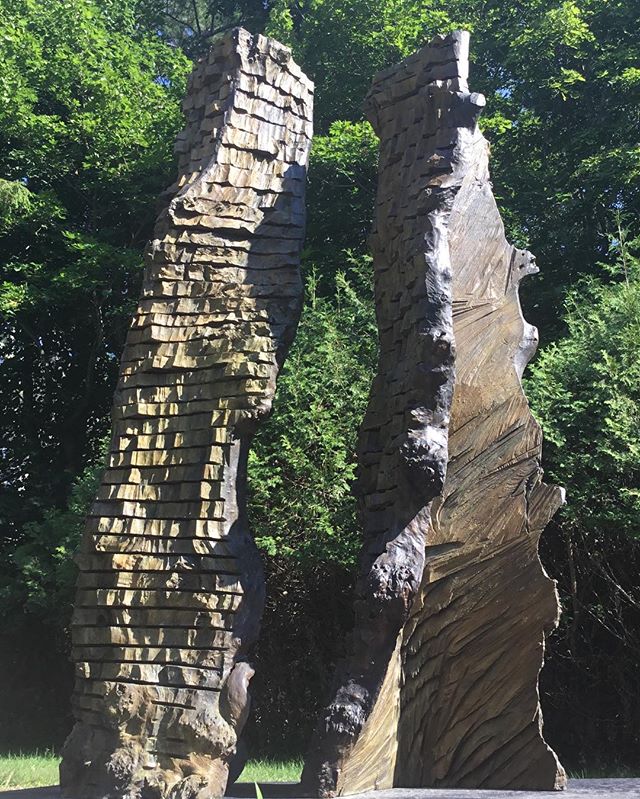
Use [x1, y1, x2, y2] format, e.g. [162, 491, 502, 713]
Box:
[302, 31, 485, 798]
[392, 99, 565, 788]
[156, 29, 241, 222]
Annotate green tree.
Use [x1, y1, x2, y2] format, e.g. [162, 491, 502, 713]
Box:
[247, 257, 377, 753]
[139, 0, 271, 56]
[249, 256, 377, 568]
[528, 228, 640, 544]
[0, 0, 190, 556]
[527, 226, 640, 770]
[0, 452, 106, 638]
[305, 121, 379, 290]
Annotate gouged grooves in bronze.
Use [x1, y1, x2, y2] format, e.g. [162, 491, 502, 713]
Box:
[303, 30, 566, 795]
[60, 28, 313, 799]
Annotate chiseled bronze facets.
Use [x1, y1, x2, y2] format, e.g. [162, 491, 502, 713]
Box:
[303, 31, 565, 795]
[60, 28, 313, 799]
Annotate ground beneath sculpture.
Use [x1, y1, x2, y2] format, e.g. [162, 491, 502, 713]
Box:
[2, 781, 639, 799]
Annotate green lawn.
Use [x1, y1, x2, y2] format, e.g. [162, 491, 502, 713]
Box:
[237, 759, 302, 783]
[0, 753, 302, 791]
[569, 766, 639, 779]
[0, 753, 60, 791]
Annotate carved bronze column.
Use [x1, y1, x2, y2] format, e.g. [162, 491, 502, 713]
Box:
[61, 28, 313, 799]
[303, 31, 565, 795]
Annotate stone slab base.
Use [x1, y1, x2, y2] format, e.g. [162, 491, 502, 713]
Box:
[2, 781, 639, 799]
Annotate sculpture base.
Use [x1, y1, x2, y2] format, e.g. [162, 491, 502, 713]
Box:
[8, 780, 640, 799]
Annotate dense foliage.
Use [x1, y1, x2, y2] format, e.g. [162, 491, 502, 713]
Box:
[0, 0, 190, 558]
[250, 261, 376, 568]
[527, 236, 640, 769]
[0, 0, 639, 770]
[529, 233, 640, 545]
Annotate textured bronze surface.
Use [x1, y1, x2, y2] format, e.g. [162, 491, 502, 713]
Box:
[60, 28, 312, 799]
[303, 31, 565, 795]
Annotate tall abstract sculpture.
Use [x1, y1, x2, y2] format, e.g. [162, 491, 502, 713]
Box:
[61, 29, 312, 799]
[303, 31, 565, 794]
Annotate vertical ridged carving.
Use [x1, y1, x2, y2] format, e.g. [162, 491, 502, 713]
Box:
[303, 31, 565, 795]
[61, 28, 313, 799]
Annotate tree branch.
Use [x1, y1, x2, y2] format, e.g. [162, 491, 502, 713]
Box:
[191, 0, 202, 35]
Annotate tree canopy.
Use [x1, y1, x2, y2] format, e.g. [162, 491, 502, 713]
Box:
[0, 0, 190, 547]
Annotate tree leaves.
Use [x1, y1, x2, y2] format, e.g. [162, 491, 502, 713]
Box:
[248, 258, 377, 569]
[527, 230, 640, 539]
[0, 0, 189, 567]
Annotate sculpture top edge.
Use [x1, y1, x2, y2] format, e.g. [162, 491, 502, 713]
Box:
[166, 26, 314, 217]
[367, 29, 470, 92]
[364, 30, 486, 135]
[195, 26, 315, 94]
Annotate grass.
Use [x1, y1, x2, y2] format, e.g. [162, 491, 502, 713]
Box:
[0, 753, 60, 790]
[238, 759, 302, 783]
[0, 753, 302, 791]
[569, 766, 639, 779]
